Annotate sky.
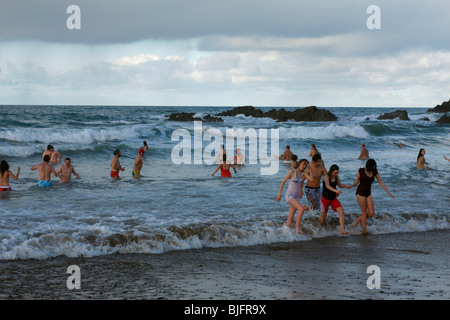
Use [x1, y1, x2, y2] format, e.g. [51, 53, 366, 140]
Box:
[0, 0, 449, 107]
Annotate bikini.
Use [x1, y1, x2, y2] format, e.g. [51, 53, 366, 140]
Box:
[0, 186, 12, 191]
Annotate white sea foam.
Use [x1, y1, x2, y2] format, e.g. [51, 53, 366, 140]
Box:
[279, 124, 370, 140]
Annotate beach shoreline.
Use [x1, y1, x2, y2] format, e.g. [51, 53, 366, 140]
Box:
[0, 229, 448, 301]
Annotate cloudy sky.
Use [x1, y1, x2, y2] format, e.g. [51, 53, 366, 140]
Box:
[0, 0, 449, 107]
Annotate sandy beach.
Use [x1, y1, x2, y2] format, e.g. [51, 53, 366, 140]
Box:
[0, 229, 448, 302]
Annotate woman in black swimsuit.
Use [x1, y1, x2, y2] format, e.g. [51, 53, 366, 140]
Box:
[347, 159, 394, 234]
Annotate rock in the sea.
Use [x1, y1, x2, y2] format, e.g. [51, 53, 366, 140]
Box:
[215, 106, 263, 117]
[216, 105, 337, 122]
[436, 115, 450, 124]
[377, 110, 410, 121]
[427, 99, 450, 113]
[166, 112, 223, 122]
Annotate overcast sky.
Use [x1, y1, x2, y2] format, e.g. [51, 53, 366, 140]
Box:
[0, 0, 449, 107]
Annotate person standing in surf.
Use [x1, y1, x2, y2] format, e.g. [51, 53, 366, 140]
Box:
[347, 159, 394, 235]
[212, 154, 237, 177]
[417, 149, 429, 170]
[276, 157, 312, 234]
[358, 143, 369, 160]
[319, 164, 349, 235]
[111, 149, 125, 179]
[0, 160, 20, 191]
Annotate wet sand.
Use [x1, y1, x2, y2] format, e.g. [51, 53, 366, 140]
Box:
[0, 230, 448, 301]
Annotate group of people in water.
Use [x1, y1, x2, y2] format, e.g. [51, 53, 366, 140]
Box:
[275, 143, 445, 235]
[1, 140, 448, 236]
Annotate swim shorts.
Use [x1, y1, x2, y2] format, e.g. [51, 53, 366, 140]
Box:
[37, 180, 52, 188]
[110, 171, 119, 178]
[305, 186, 321, 211]
[0, 186, 12, 191]
[320, 195, 342, 213]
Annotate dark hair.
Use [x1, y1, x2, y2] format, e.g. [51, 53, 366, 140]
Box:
[298, 158, 309, 171]
[286, 145, 290, 149]
[365, 159, 377, 172]
[65, 158, 71, 162]
[328, 164, 339, 177]
[43, 155, 50, 162]
[291, 155, 299, 168]
[312, 153, 322, 163]
[1, 160, 9, 175]
[143, 141, 148, 146]
[114, 149, 120, 156]
[223, 154, 227, 162]
[417, 149, 425, 161]
[47, 144, 54, 150]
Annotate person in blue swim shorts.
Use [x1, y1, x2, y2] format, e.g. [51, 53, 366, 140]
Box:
[31, 155, 58, 187]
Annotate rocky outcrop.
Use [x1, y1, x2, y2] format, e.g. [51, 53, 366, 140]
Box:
[216, 105, 337, 122]
[166, 112, 223, 122]
[427, 99, 450, 113]
[216, 106, 263, 118]
[377, 110, 410, 121]
[436, 115, 450, 124]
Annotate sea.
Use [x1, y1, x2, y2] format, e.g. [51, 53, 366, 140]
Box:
[0, 105, 449, 261]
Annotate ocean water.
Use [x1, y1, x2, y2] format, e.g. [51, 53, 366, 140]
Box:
[0, 105, 449, 260]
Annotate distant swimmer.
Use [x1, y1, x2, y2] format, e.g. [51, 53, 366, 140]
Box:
[308, 144, 320, 158]
[279, 145, 293, 162]
[358, 143, 369, 160]
[276, 158, 312, 234]
[347, 159, 394, 235]
[212, 154, 237, 177]
[319, 164, 349, 235]
[43, 145, 62, 165]
[132, 148, 145, 179]
[31, 155, 58, 187]
[233, 148, 245, 165]
[57, 158, 80, 183]
[142, 141, 149, 151]
[0, 160, 20, 191]
[111, 149, 125, 179]
[417, 149, 429, 170]
[302, 153, 327, 211]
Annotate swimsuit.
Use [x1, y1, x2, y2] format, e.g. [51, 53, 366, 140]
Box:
[356, 168, 378, 197]
[111, 171, 119, 178]
[305, 186, 321, 211]
[285, 169, 305, 203]
[220, 167, 232, 177]
[37, 180, 52, 188]
[320, 177, 342, 213]
[0, 186, 12, 191]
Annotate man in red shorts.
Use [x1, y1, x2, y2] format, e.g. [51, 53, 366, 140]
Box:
[111, 149, 125, 179]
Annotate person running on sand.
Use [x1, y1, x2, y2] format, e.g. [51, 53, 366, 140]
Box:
[31, 155, 58, 187]
[132, 148, 145, 179]
[212, 154, 237, 177]
[111, 149, 125, 179]
[301, 153, 327, 211]
[276, 157, 312, 234]
[57, 158, 80, 183]
[347, 159, 394, 235]
[417, 149, 429, 169]
[319, 164, 349, 234]
[358, 143, 369, 160]
[43, 145, 62, 165]
[279, 145, 293, 161]
[0, 160, 20, 191]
